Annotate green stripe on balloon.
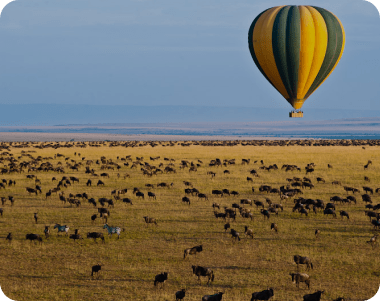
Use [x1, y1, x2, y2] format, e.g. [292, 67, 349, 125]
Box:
[304, 6, 344, 99]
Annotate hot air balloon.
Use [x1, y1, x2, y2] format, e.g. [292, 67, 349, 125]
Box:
[248, 6, 345, 117]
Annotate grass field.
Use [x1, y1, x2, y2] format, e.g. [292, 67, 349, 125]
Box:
[0, 141, 379, 301]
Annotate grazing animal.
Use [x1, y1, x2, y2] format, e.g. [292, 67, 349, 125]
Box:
[175, 289, 186, 300]
[192, 265, 215, 285]
[224, 222, 230, 232]
[367, 234, 378, 249]
[244, 226, 254, 238]
[0, 208, 3, 217]
[303, 290, 324, 301]
[136, 191, 145, 199]
[294, 255, 314, 270]
[97, 180, 105, 186]
[87, 232, 105, 243]
[103, 224, 122, 239]
[44, 226, 50, 238]
[260, 209, 270, 220]
[323, 208, 337, 218]
[202, 292, 224, 301]
[54, 224, 69, 235]
[6, 232, 12, 243]
[182, 196, 191, 205]
[315, 229, 320, 239]
[290, 272, 310, 289]
[69, 233, 83, 242]
[148, 192, 156, 199]
[154, 272, 168, 288]
[184, 245, 203, 259]
[91, 264, 102, 278]
[251, 288, 274, 301]
[143, 216, 157, 226]
[34, 212, 38, 224]
[122, 198, 133, 205]
[230, 228, 241, 241]
[26, 233, 43, 244]
[340, 211, 350, 220]
[270, 223, 278, 233]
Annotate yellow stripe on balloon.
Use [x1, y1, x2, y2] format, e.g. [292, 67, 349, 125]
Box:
[308, 13, 345, 98]
[252, 6, 289, 99]
[296, 6, 315, 99]
[300, 6, 328, 99]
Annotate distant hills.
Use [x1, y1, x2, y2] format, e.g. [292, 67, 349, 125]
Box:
[1, 104, 380, 125]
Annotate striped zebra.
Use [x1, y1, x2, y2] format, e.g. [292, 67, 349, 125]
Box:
[103, 224, 122, 239]
[54, 224, 69, 236]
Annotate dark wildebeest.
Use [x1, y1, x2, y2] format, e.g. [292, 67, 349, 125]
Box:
[175, 289, 186, 300]
[192, 265, 215, 285]
[26, 187, 38, 195]
[182, 196, 190, 205]
[315, 229, 320, 239]
[323, 208, 337, 218]
[316, 177, 325, 183]
[148, 192, 156, 199]
[251, 288, 274, 301]
[294, 255, 314, 270]
[184, 245, 203, 259]
[154, 272, 168, 288]
[340, 211, 350, 220]
[0, 208, 3, 217]
[122, 198, 133, 205]
[290, 273, 310, 289]
[86, 179, 92, 186]
[202, 292, 224, 301]
[212, 190, 223, 197]
[91, 264, 102, 278]
[136, 191, 145, 199]
[230, 228, 241, 241]
[143, 216, 157, 226]
[363, 186, 374, 194]
[44, 226, 50, 238]
[224, 222, 230, 232]
[97, 180, 105, 186]
[26, 234, 43, 244]
[260, 209, 270, 220]
[69, 233, 83, 242]
[87, 232, 105, 243]
[303, 290, 324, 301]
[367, 234, 378, 249]
[6, 232, 12, 243]
[270, 223, 278, 233]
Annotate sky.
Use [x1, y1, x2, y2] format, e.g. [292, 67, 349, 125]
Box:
[0, 0, 379, 112]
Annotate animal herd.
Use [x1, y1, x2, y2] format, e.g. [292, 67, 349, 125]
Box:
[0, 140, 378, 300]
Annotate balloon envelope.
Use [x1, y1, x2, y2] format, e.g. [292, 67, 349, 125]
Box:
[248, 6, 345, 110]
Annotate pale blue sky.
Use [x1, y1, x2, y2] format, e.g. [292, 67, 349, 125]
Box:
[0, 0, 379, 111]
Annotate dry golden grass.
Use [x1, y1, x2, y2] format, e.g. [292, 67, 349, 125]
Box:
[0, 142, 379, 301]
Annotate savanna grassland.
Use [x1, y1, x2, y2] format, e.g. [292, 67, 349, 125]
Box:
[0, 140, 379, 301]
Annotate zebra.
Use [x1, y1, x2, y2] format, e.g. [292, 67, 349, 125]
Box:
[103, 224, 122, 239]
[54, 224, 69, 236]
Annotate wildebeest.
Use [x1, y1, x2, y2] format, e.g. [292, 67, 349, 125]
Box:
[212, 190, 223, 197]
[294, 255, 314, 270]
[103, 224, 122, 239]
[154, 272, 168, 288]
[323, 208, 337, 218]
[26, 233, 43, 244]
[122, 198, 133, 205]
[6, 232, 12, 243]
[192, 265, 214, 285]
[367, 234, 378, 249]
[270, 223, 278, 233]
[143, 216, 157, 226]
[175, 289, 186, 300]
[230, 228, 241, 241]
[340, 211, 350, 220]
[136, 191, 145, 199]
[290, 272, 310, 289]
[26, 187, 38, 195]
[44, 226, 50, 238]
[87, 232, 105, 243]
[184, 245, 203, 259]
[244, 226, 254, 238]
[69, 233, 83, 242]
[251, 288, 274, 301]
[91, 264, 102, 278]
[148, 192, 156, 199]
[202, 292, 224, 301]
[303, 290, 324, 301]
[260, 209, 270, 220]
[97, 180, 105, 186]
[315, 229, 320, 239]
[34, 212, 38, 224]
[54, 224, 69, 235]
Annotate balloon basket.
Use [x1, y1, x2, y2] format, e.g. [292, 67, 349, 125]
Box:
[289, 111, 303, 118]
